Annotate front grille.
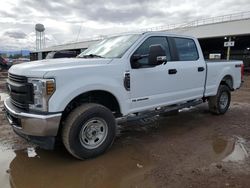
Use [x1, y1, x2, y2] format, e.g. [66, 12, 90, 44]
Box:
[8, 73, 27, 83]
[7, 73, 33, 111]
[11, 98, 29, 111]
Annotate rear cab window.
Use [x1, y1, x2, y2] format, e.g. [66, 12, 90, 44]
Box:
[173, 37, 199, 61]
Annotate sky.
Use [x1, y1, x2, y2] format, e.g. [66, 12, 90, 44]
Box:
[0, 0, 250, 51]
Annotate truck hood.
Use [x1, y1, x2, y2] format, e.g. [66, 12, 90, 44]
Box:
[8, 58, 112, 77]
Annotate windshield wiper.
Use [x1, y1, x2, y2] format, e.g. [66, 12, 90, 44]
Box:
[80, 54, 104, 58]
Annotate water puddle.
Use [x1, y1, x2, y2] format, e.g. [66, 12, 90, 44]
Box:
[212, 136, 249, 163]
[0, 146, 16, 188]
[222, 136, 249, 162]
[26, 147, 38, 158]
[2, 142, 155, 188]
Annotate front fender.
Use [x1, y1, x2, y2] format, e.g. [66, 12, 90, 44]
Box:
[48, 76, 129, 115]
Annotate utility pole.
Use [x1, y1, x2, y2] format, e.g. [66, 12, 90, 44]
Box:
[226, 37, 231, 61]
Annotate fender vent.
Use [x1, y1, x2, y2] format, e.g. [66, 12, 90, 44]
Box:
[124, 72, 130, 91]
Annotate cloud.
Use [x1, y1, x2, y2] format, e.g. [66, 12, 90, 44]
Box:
[4, 30, 27, 39]
[0, 10, 16, 18]
[0, 0, 250, 50]
[0, 29, 57, 51]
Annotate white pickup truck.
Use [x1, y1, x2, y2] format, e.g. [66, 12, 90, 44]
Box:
[4, 32, 243, 159]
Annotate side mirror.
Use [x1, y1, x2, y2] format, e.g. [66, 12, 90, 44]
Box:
[130, 54, 148, 69]
[131, 54, 142, 61]
[148, 44, 167, 66]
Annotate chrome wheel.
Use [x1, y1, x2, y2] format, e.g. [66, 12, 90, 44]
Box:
[79, 118, 108, 149]
[219, 91, 229, 109]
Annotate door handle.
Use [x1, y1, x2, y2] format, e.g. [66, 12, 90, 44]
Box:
[168, 69, 177, 74]
[198, 67, 205, 72]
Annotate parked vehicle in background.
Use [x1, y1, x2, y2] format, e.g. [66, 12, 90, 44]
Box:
[4, 32, 244, 160]
[46, 51, 77, 59]
[4, 58, 13, 64]
[0, 56, 12, 70]
[6, 58, 30, 67]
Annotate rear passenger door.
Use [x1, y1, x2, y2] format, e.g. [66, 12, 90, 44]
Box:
[166, 37, 206, 102]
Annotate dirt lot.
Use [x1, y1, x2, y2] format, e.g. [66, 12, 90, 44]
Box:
[0, 73, 250, 188]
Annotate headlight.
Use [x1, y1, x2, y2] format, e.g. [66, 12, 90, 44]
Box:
[28, 78, 55, 112]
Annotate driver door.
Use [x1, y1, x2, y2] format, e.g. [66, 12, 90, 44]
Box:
[129, 36, 171, 112]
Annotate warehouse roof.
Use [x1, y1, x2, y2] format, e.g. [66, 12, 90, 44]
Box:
[33, 39, 100, 53]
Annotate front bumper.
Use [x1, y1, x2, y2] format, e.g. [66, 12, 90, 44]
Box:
[4, 97, 62, 137]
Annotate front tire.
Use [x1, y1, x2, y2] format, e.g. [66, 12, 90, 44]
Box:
[208, 85, 231, 115]
[62, 103, 116, 160]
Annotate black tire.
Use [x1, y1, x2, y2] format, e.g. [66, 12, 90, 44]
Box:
[62, 103, 116, 160]
[208, 85, 231, 115]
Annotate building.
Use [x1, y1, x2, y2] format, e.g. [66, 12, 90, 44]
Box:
[30, 11, 250, 69]
[30, 39, 99, 61]
[165, 11, 250, 68]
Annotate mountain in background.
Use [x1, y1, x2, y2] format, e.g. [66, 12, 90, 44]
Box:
[0, 50, 30, 57]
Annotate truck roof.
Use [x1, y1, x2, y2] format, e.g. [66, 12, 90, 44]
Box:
[108, 31, 196, 40]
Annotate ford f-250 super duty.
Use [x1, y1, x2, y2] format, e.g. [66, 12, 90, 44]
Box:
[4, 32, 243, 159]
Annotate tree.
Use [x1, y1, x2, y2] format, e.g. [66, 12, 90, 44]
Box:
[0, 53, 7, 58]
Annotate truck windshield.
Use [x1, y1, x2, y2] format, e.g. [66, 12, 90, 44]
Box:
[78, 34, 140, 58]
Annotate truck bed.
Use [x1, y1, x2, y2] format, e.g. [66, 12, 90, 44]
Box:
[205, 60, 242, 97]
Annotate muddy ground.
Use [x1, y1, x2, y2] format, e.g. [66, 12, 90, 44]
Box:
[0, 72, 249, 188]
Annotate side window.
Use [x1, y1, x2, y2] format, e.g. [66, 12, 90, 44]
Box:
[174, 38, 199, 61]
[133, 37, 171, 66]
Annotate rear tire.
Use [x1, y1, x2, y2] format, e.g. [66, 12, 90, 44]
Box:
[62, 103, 116, 160]
[208, 85, 231, 115]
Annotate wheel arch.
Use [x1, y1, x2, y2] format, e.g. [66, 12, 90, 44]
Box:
[61, 90, 122, 120]
[220, 75, 234, 91]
